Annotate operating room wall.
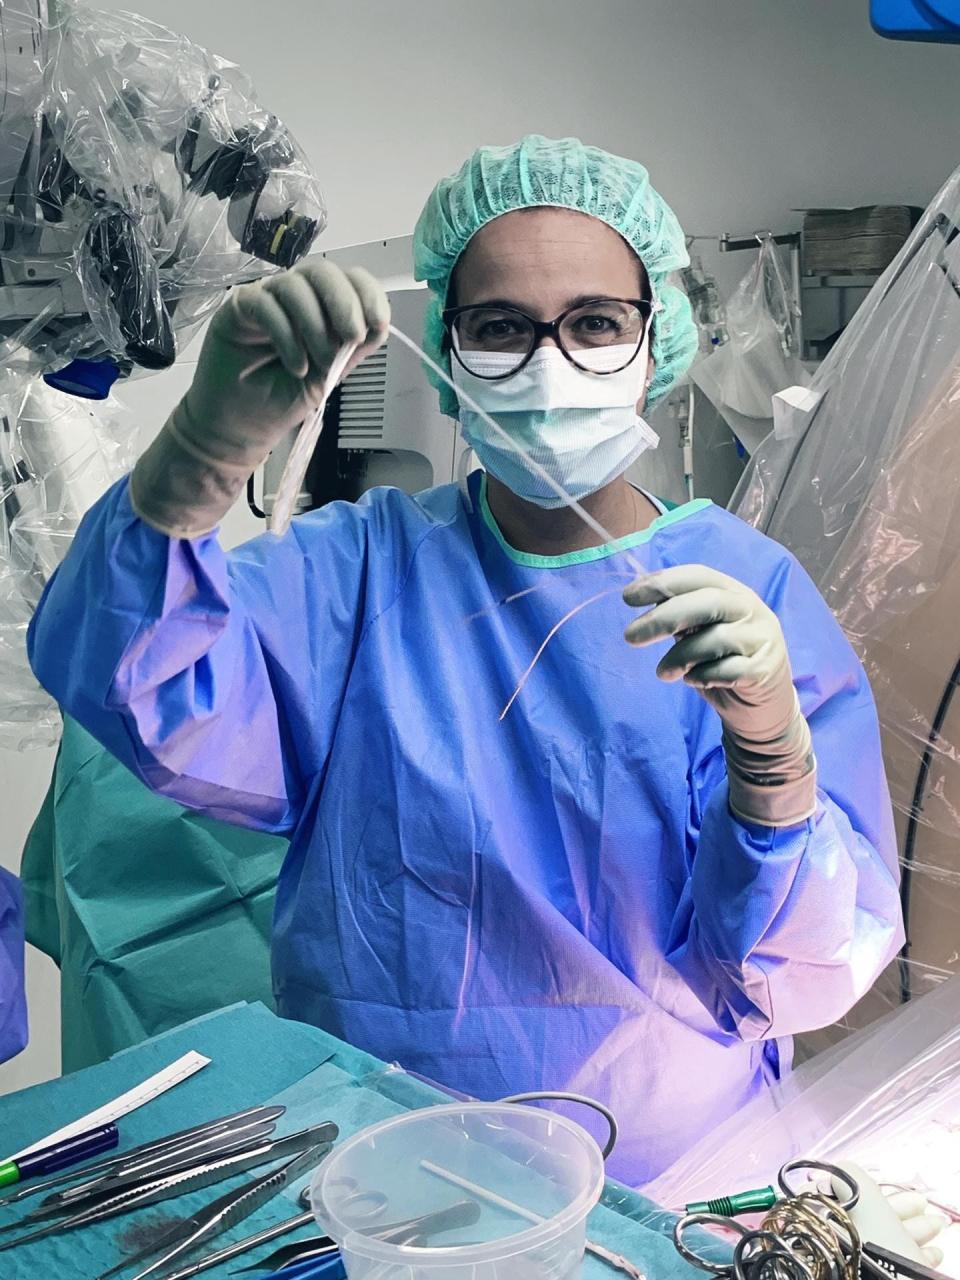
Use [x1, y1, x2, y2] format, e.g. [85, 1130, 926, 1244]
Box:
[4, 0, 960, 1093]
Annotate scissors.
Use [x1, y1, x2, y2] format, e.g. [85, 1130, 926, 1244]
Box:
[236, 1200, 481, 1275]
[674, 1161, 948, 1280]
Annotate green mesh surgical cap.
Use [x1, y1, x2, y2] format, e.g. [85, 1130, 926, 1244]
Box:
[413, 134, 698, 418]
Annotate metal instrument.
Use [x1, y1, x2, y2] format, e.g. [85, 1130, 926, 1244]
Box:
[0, 1103, 285, 1207]
[237, 1198, 482, 1275]
[235, 1237, 339, 1273]
[160, 1189, 484, 1278]
[673, 1160, 950, 1280]
[364, 1200, 482, 1246]
[97, 1141, 333, 1280]
[21, 1120, 280, 1221]
[145, 1188, 318, 1280]
[0, 1122, 337, 1253]
[421, 1157, 646, 1280]
[50, 1110, 285, 1205]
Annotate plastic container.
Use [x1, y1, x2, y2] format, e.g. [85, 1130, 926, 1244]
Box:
[310, 1102, 605, 1280]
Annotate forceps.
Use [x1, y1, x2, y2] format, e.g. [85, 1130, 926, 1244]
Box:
[98, 1140, 333, 1280]
[0, 1104, 286, 1207]
[0, 1122, 338, 1253]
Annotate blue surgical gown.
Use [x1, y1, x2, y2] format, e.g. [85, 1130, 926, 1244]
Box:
[27, 472, 903, 1185]
[0, 868, 26, 1064]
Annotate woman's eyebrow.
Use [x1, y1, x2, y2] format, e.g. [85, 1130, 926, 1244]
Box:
[456, 293, 623, 311]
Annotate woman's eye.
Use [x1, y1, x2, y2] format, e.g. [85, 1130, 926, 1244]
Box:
[575, 315, 618, 334]
[478, 320, 521, 340]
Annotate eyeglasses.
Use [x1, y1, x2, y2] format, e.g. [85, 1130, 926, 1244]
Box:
[442, 297, 654, 379]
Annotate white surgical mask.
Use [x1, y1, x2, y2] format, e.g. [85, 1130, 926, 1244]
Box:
[450, 339, 658, 508]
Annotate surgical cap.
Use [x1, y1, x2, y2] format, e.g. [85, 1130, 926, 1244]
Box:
[413, 134, 699, 417]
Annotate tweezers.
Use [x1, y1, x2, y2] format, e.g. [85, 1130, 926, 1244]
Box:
[0, 1121, 338, 1253]
[0, 1104, 286, 1207]
[97, 1139, 333, 1280]
[148, 1190, 318, 1280]
[13, 1119, 280, 1223]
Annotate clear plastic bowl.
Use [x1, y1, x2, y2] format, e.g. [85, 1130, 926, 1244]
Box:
[310, 1102, 605, 1280]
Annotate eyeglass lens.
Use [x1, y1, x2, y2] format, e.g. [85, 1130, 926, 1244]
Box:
[452, 300, 646, 375]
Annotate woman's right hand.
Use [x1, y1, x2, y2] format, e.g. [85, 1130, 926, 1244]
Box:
[182, 260, 391, 458]
[130, 262, 390, 539]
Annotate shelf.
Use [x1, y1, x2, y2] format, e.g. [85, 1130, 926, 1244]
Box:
[801, 274, 882, 289]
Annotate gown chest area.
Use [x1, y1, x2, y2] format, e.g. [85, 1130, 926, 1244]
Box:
[305, 513, 719, 949]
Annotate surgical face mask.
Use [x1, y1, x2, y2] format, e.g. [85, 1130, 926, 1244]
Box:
[450, 340, 658, 508]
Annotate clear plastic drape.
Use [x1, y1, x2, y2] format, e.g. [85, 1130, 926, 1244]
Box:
[0, 0, 326, 745]
[733, 164, 960, 1048]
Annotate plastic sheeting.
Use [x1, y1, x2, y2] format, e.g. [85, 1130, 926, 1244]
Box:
[0, 378, 134, 746]
[691, 237, 809, 456]
[0, 0, 325, 384]
[646, 972, 960, 1276]
[0, 0, 327, 746]
[733, 162, 960, 1047]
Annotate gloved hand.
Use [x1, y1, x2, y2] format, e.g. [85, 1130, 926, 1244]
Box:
[623, 565, 817, 828]
[130, 261, 390, 538]
[884, 1190, 949, 1269]
[829, 1164, 948, 1270]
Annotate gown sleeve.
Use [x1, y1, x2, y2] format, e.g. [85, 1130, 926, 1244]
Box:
[0, 867, 26, 1065]
[28, 477, 376, 834]
[665, 545, 905, 1041]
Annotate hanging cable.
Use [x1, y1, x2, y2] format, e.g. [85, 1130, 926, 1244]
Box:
[498, 1090, 618, 1160]
[899, 654, 960, 1002]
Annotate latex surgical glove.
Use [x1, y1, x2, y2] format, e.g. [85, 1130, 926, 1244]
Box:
[130, 261, 390, 538]
[623, 565, 816, 828]
[830, 1164, 948, 1270]
[886, 1191, 948, 1269]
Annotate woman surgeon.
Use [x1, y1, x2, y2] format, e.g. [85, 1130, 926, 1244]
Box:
[29, 136, 903, 1184]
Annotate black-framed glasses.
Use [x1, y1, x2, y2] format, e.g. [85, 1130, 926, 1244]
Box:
[442, 297, 654, 380]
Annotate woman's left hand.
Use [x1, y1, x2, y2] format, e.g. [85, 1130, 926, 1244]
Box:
[622, 565, 796, 742]
[624, 565, 817, 827]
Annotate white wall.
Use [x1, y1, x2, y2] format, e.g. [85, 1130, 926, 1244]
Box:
[95, 0, 960, 277]
[4, 0, 960, 1093]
